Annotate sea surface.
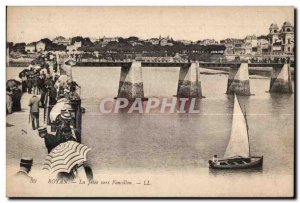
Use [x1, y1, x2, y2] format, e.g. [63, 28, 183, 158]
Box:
[6, 66, 295, 196]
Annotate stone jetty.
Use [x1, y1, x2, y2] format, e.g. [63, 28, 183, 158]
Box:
[269, 63, 293, 93]
[226, 63, 251, 96]
[117, 60, 145, 100]
[177, 62, 203, 98]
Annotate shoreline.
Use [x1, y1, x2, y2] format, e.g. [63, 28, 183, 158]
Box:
[8, 66, 294, 80]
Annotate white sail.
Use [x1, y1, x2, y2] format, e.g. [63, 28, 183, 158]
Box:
[223, 95, 250, 159]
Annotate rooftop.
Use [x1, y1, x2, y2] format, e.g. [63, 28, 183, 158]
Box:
[283, 21, 292, 27]
[269, 23, 279, 29]
[53, 36, 66, 41]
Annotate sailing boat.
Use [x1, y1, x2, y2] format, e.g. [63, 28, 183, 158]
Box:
[209, 94, 263, 169]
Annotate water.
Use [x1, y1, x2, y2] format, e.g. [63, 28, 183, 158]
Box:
[73, 67, 294, 174]
[6, 66, 294, 196]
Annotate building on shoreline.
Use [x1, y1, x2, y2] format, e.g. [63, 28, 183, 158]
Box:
[198, 39, 218, 46]
[268, 21, 294, 55]
[36, 41, 46, 52]
[265, 21, 294, 55]
[220, 21, 294, 60]
[67, 41, 82, 52]
[52, 36, 71, 46]
[257, 35, 269, 55]
[8, 21, 294, 62]
[25, 42, 36, 53]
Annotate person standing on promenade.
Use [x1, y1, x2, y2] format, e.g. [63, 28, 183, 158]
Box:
[12, 86, 22, 112]
[55, 110, 80, 143]
[27, 75, 33, 94]
[28, 95, 40, 130]
[6, 87, 13, 114]
[68, 80, 80, 93]
[32, 74, 39, 95]
[15, 157, 33, 181]
[38, 127, 58, 153]
[47, 85, 58, 124]
[37, 73, 45, 95]
[26, 67, 35, 94]
[20, 72, 27, 93]
[39, 83, 47, 108]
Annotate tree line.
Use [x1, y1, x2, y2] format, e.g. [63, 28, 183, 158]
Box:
[7, 36, 226, 56]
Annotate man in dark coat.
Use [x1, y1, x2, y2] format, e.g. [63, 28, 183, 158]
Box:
[56, 126, 76, 144]
[38, 127, 58, 153]
[69, 80, 81, 93]
[20, 72, 27, 93]
[48, 85, 57, 106]
[32, 75, 39, 95]
[26, 76, 33, 94]
[44, 77, 54, 87]
[39, 84, 47, 107]
[37, 74, 45, 95]
[12, 87, 22, 112]
[15, 157, 33, 181]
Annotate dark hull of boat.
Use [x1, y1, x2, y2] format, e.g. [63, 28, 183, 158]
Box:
[209, 156, 263, 169]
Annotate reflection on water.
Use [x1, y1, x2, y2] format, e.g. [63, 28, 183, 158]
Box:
[71, 67, 294, 177]
[208, 167, 264, 176]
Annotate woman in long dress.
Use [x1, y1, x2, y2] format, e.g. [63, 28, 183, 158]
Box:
[21, 73, 27, 93]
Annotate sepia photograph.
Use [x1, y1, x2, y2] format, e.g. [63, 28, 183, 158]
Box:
[5, 6, 295, 198]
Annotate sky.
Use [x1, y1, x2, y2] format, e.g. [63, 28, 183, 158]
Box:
[7, 6, 294, 43]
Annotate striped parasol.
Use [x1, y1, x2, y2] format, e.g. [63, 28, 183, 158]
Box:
[42, 141, 91, 174]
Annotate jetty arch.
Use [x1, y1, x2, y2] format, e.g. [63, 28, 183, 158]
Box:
[73, 60, 294, 99]
[199, 62, 294, 95]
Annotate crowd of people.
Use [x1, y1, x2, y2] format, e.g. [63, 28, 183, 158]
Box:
[12, 52, 92, 181]
[6, 81, 22, 114]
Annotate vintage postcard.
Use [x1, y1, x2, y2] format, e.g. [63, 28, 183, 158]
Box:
[6, 6, 295, 197]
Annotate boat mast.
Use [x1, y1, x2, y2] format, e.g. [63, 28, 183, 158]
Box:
[243, 105, 251, 158]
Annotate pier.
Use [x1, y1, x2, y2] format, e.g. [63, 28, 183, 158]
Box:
[269, 63, 293, 93]
[225, 63, 251, 96]
[177, 62, 203, 98]
[76, 61, 294, 97]
[76, 61, 295, 68]
[117, 61, 145, 101]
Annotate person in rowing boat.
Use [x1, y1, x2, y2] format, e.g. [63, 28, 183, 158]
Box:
[209, 95, 263, 169]
[212, 155, 218, 163]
